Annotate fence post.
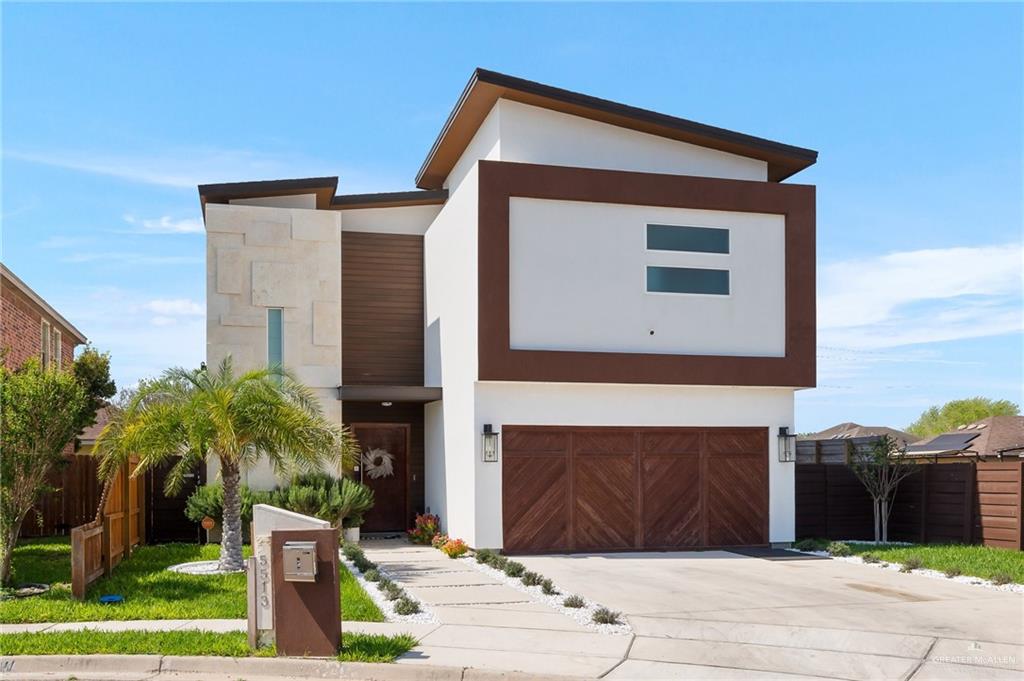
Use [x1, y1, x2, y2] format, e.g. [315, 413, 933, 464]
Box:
[71, 526, 85, 599]
[122, 461, 132, 559]
[919, 467, 929, 544]
[963, 463, 975, 544]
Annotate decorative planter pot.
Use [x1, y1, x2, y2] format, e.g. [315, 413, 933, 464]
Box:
[343, 526, 360, 544]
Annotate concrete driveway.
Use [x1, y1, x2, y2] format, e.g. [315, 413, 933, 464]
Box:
[516, 550, 1024, 680]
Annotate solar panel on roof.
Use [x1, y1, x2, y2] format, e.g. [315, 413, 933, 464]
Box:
[917, 432, 980, 452]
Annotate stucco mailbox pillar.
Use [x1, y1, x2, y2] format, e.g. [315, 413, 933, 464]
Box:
[247, 504, 340, 656]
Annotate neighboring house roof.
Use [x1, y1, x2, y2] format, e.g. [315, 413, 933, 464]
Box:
[799, 422, 919, 445]
[197, 176, 339, 212]
[78, 406, 111, 446]
[415, 68, 819, 189]
[907, 416, 1024, 458]
[1, 263, 88, 344]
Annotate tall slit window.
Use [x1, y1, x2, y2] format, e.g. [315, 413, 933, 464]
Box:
[40, 320, 51, 368]
[267, 308, 283, 369]
[53, 330, 62, 369]
[647, 224, 729, 254]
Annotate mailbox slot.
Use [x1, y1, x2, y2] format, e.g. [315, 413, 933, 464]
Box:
[282, 540, 318, 583]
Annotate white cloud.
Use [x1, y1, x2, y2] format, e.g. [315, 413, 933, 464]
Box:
[123, 214, 203, 234]
[142, 298, 203, 316]
[818, 242, 1023, 350]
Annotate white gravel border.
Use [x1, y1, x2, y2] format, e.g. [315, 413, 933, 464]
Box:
[166, 560, 241, 575]
[789, 546, 1024, 594]
[338, 553, 438, 625]
[462, 555, 631, 635]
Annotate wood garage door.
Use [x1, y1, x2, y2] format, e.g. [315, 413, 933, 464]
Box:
[502, 426, 768, 553]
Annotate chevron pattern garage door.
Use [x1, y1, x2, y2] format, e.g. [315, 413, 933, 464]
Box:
[502, 426, 768, 553]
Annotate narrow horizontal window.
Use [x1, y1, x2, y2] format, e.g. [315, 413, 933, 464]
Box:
[647, 266, 730, 295]
[647, 224, 729, 254]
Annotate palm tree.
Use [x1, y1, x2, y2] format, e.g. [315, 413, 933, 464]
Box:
[95, 357, 356, 572]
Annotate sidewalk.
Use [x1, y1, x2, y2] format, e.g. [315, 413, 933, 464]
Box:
[1, 619, 438, 639]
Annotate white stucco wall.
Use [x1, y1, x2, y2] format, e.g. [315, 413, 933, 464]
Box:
[508, 198, 786, 357]
[205, 202, 342, 489]
[340, 204, 443, 235]
[496, 99, 769, 181]
[471, 382, 796, 549]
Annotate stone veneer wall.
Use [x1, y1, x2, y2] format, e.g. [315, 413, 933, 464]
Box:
[205, 202, 342, 489]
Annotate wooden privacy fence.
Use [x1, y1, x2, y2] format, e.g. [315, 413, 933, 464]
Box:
[70, 457, 145, 599]
[795, 460, 1023, 550]
[20, 453, 103, 537]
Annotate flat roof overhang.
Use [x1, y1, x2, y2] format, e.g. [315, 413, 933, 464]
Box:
[337, 385, 442, 403]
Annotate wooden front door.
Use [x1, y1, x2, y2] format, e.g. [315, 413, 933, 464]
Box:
[502, 426, 768, 553]
[353, 423, 410, 532]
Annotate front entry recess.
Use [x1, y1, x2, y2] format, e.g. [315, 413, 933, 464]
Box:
[352, 423, 410, 532]
[502, 426, 769, 553]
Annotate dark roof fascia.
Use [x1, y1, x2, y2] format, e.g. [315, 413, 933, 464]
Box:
[336, 385, 443, 403]
[198, 176, 339, 212]
[415, 68, 819, 189]
[331, 189, 448, 210]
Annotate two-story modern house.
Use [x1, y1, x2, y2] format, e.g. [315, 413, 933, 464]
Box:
[199, 69, 817, 553]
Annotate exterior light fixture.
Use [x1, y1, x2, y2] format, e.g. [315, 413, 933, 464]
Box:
[778, 426, 797, 463]
[482, 424, 500, 463]
[381, 401, 393, 407]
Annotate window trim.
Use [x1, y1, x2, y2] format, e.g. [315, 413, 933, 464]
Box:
[53, 329, 63, 369]
[644, 223, 731, 256]
[643, 265, 732, 297]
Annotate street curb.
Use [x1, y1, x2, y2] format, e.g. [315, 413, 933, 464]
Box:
[0, 655, 580, 681]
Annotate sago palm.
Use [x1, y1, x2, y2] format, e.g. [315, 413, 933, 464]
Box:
[95, 357, 357, 572]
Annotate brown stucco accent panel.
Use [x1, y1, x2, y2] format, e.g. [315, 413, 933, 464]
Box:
[477, 161, 816, 388]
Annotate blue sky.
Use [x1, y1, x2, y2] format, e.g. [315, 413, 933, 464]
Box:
[2, 3, 1021, 432]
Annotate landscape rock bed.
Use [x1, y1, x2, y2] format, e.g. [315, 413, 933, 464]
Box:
[462, 556, 631, 635]
[166, 561, 240, 576]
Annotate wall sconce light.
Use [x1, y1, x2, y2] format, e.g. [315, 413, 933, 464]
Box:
[482, 424, 500, 463]
[778, 426, 797, 463]
[381, 401, 393, 407]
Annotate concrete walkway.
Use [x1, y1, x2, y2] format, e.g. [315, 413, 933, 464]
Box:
[362, 540, 628, 678]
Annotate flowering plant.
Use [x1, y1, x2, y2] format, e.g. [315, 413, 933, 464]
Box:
[407, 513, 441, 545]
[440, 538, 468, 558]
[431, 533, 450, 549]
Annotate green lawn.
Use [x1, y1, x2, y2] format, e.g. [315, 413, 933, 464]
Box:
[801, 539, 1024, 583]
[0, 630, 417, 663]
[0, 537, 382, 624]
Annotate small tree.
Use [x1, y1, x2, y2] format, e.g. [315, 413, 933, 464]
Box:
[847, 435, 917, 543]
[0, 360, 87, 584]
[908, 397, 1019, 438]
[95, 357, 357, 572]
[71, 345, 116, 438]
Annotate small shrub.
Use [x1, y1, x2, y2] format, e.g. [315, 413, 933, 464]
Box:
[504, 561, 525, 578]
[944, 567, 962, 578]
[431, 533, 450, 549]
[826, 541, 851, 557]
[407, 514, 441, 545]
[541, 578, 558, 596]
[353, 555, 376, 573]
[342, 543, 363, 561]
[794, 538, 823, 552]
[363, 569, 380, 582]
[591, 607, 622, 625]
[384, 583, 404, 601]
[521, 571, 543, 587]
[900, 556, 924, 573]
[475, 548, 496, 564]
[377, 577, 394, 592]
[990, 572, 1013, 586]
[394, 597, 421, 615]
[562, 594, 585, 608]
[861, 553, 881, 564]
[440, 538, 469, 558]
[488, 554, 508, 570]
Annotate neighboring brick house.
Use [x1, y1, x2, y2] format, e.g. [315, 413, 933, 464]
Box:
[1, 263, 86, 370]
